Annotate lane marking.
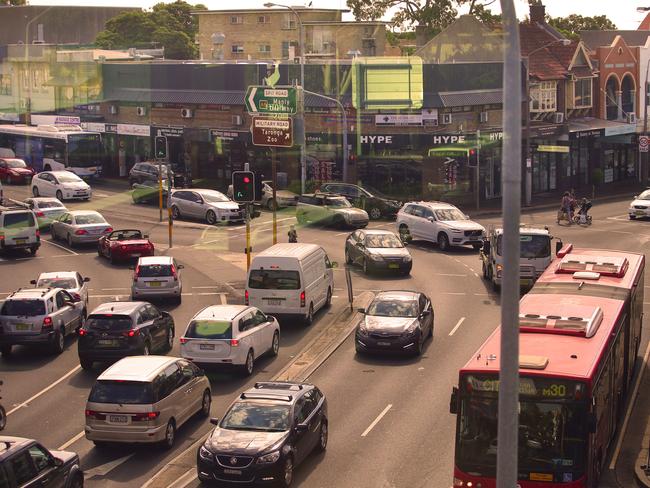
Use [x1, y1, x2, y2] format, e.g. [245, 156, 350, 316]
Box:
[85, 453, 135, 478]
[7, 365, 81, 415]
[434, 273, 467, 277]
[361, 404, 392, 437]
[443, 292, 466, 296]
[192, 286, 217, 289]
[609, 339, 650, 469]
[473, 272, 479, 278]
[43, 239, 78, 255]
[102, 287, 129, 291]
[168, 468, 198, 488]
[58, 431, 85, 450]
[449, 317, 466, 336]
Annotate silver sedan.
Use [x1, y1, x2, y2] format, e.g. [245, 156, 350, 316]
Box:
[51, 210, 113, 247]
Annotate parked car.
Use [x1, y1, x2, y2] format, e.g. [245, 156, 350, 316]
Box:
[97, 229, 154, 264]
[0, 158, 35, 184]
[345, 229, 412, 275]
[0, 287, 85, 356]
[197, 381, 327, 487]
[0, 436, 84, 488]
[319, 182, 402, 220]
[396, 201, 485, 251]
[78, 301, 175, 370]
[132, 181, 169, 205]
[355, 290, 433, 356]
[296, 193, 369, 228]
[170, 189, 243, 225]
[131, 256, 183, 304]
[246, 243, 334, 325]
[0, 205, 40, 255]
[628, 189, 650, 219]
[23, 197, 68, 230]
[51, 210, 112, 248]
[128, 161, 170, 186]
[180, 305, 280, 376]
[85, 355, 211, 449]
[31, 171, 91, 201]
[31, 271, 90, 310]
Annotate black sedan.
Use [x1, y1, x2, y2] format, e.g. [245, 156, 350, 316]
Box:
[345, 229, 412, 275]
[319, 182, 402, 220]
[197, 381, 328, 487]
[355, 290, 433, 356]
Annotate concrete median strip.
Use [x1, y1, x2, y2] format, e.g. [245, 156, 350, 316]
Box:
[142, 291, 375, 488]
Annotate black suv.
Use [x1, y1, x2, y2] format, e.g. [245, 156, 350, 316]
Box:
[128, 162, 170, 186]
[77, 301, 175, 370]
[319, 182, 402, 220]
[0, 436, 83, 487]
[197, 381, 328, 487]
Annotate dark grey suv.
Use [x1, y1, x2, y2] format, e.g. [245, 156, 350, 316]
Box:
[128, 162, 169, 186]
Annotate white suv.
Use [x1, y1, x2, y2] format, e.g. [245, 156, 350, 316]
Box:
[396, 201, 485, 251]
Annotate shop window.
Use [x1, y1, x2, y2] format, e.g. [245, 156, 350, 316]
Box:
[530, 81, 557, 113]
[574, 78, 592, 108]
[231, 44, 244, 54]
[282, 14, 297, 30]
[258, 44, 271, 54]
[282, 41, 298, 58]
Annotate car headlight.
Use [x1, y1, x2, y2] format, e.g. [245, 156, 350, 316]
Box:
[199, 445, 213, 461]
[256, 450, 280, 464]
[403, 255, 412, 263]
[449, 228, 462, 233]
[405, 320, 419, 335]
[358, 322, 370, 336]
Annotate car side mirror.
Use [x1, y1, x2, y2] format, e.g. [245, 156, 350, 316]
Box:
[53, 457, 63, 467]
[83, 277, 90, 282]
[464, 214, 470, 219]
[450, 386, 459, 415]
[30, 280, 37, 285]
[587, 412, 597, 433]
[427, 216, 434, 222]
[161, 311, 170, 318]
[634, 195, 638, 199]
[177, 264, 184, 270]
[357, 307, 366, 314]
[295, 423, 308, 433]
[555, 240, 563, 255]
[209, 417, 220, 426]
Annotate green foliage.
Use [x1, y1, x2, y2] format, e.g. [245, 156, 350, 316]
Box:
[93, 0, 203, 59]
[547, 14, 617, 40]
[1, 0, 26, 4]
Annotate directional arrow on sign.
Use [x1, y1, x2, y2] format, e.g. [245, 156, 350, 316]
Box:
[245, 85, 297, 114]
[247, 87, 259, 112]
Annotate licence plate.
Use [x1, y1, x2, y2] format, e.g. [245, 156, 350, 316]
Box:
[223, 469, 242, 475]
[266, 299, 282, 306]
[108, 415, 128, 424]
[636, 211, 645, 216]
[15, 323, 30, 331]
[148, 282, 162, 287]
[199, 344, 215, 350]
[388, 263, 400, 269]
[97, 339, 119, 346]
[14, 238, 27, 245]
[377, 341, 391, 346]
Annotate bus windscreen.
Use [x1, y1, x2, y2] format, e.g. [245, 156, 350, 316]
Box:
[67, 134, 102, 168]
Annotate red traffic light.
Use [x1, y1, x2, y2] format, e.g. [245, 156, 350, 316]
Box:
[243, 177, 251, 183]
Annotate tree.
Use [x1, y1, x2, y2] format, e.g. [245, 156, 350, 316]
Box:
[93, 1, 206, 59]
[547, 14, 617, 40]
[346, 0, 497, 31]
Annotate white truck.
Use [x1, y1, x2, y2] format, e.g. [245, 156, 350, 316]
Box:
[479, 225, 561, 290]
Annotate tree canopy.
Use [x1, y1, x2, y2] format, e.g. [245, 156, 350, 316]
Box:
[94, 0, 206, 59]
[547, 14, 617, 40]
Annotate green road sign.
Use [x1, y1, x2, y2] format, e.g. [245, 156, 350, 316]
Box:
[245, 86, 297, 114]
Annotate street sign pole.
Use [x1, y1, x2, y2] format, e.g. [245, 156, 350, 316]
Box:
[167, 176, 173, 248]
[158, 159, 163, 223]
[476, 129, 481, 211]
[272, 147, 278, 245]
[244, 162, 252, 271]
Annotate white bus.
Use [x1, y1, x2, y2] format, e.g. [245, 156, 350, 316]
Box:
[0, 124, 103, 178]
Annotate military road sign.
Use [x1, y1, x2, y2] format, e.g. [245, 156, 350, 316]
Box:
[251, 117, 293, 147]
[245, 86, 297, 114]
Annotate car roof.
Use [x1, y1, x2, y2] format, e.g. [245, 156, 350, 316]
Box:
[0, 436, 34, 459]
[374, 290, 420, 301]
[28, 197, 61, 203]
[38, 271, 77, 279]
[237, 381, 315, 404]
[98, 355, 179, 382]
[7, 287, 59, 299]
[68, 210, 101, 216]
[90, 301, 146, 316]
[406, 201, 457, 210]
[47, 170, 79, 176]
[193, 188, 224, 195]
[192, 304, 250, 321]
[138, 256, 173, 265]
[255, 243, 322, 259]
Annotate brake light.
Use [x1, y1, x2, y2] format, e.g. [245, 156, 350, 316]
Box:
[230, 339, 239, 347]
[75, 229, 88, 235]
[171, 265, 178, 281]
[179, 337, 188, 344]
[84, 410, 106, 420]
[245, 290, 249, 305]
[42, 316, 53, 328]
[0, 233, 4, 241]
[300, 291, 305, 307]
[35, 229, 40, 238]
[78, 328, 87, 336]
[105, 227, 113, 233]
[121, 245, 127, 251]
[35, 211, 44, 217]
[133, 411, 160, 421]
[123, 329, 140, 337]
[134, 265, 140, 281]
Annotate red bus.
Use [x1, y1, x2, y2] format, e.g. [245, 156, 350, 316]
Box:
[450, 246, 644, 488]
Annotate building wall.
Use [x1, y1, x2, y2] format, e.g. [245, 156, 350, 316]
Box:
[306, 24, 386, 58]
[596, 38, 640, 120]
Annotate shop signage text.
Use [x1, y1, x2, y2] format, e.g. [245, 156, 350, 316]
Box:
[360, 135, 393, 144]
[154, 126, 184, 138]
[432, 135, 465, 145]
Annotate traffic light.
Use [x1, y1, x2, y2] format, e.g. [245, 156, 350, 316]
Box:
[155, 136, 167, 159]
[254, 174, 264, 202]
[232, 171, 255, 203]
[468, 148, 478, 168]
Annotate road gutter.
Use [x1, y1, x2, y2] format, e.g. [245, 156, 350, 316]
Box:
[142, 291, 375, 488]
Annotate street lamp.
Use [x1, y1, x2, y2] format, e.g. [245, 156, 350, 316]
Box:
[264, 2, 307, 193]
[523, 37, 571, 206]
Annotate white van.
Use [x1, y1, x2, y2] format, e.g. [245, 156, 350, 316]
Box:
[246, 243, 335, 325]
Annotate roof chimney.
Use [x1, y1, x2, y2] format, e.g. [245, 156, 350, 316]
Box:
[530, 3, 546, 24]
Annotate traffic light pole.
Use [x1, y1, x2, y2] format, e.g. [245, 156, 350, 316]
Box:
[476, 129, 480, 211]
[158, 159, 163, 223]
[168, 176, 173, 248]
[272, 147, 278, 245]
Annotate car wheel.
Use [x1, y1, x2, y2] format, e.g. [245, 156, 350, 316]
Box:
[472, 243, 482, 251]
[242, 349, 254, 376]
[165, 328, 174, 351]
[304, 303, 314, 326]
[29, 247, 37, 256]
[32, 186, 39, 197]
[0, 404, 6, 431]
[271, 331, 280, 356]
[6, 175, 13, 185]
[629, 215, 636, 220]
[199, 390, 211, 418]
[161, 419, 176, 450]
[69, 474, 83, 488]
[67, 234, 75, 248]
[206, 210, 217, 225]
[171, 205, 181, 220]
[399, 225, 410, 244]
[0, 345, 11, 357]
[280, 456, 294, 487]
[80, 358, 94, 370]
[345, 248, 353, 265]
[316, 421, 328, 452]
[52, 327, 65, 354]
[97, 246, 103, 257]
[437, 233, 450, 252]
[267, 198, 276, 211]
[325, 287, 332, 307]
[56, 190, 63, 201]
[369, 207, 382, 220]
[412, 333, 423, 357]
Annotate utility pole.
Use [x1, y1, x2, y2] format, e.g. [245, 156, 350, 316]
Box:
[167, 175, 173, 248]
[476, 129, 481, 211]
[497, 2, 521, 488]
[272, 147, 278, 244]
[158, 159, 163, 223]
[245, 162, 252, 271]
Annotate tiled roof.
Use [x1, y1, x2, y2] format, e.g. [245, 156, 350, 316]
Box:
[438, 89, 504, 107]
[580, 30, 650, 50]
[520, 22, 567, 80]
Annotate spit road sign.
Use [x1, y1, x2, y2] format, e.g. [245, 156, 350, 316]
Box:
[245, 86, 297, 114]
[251, 117, 293, 147]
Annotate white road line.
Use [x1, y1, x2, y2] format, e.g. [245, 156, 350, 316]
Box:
[335, 231, 351, 236]
[443, 292, 466, 296]
[102, 287, 129, 291]
[434, 273, 467, 277]
[449, 317, 466, 336]
[473, 272, 479, 278]
[361, 404, 392, 437]
[192, 286, 216, 289]
[196, 292, 219, 296]
[609, 230, 633, 235]
[85, 453, 135, 478]
[58, 431, 85, 450]
[609, 339, 650, 469]
[7, 365, 81, 415]
[43, 239, 78, 255]
[168, 468, 198, 488]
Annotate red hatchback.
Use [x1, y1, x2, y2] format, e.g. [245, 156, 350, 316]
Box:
[97, 229, 154, 264]
[0, 158, 35, 184]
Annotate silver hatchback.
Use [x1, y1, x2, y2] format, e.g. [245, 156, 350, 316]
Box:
[131, 256, 183, 304]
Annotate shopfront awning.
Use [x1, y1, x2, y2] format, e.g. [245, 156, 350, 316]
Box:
[569, 117, 637, 139]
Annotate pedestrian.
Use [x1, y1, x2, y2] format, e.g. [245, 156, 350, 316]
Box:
[288, 225, 298, 243]
[559, 191, 573, 224]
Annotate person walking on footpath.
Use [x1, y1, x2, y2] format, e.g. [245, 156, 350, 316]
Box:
[288, 225, 298, 243]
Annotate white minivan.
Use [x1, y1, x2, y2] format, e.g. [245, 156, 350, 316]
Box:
[245, 243, 335, 325]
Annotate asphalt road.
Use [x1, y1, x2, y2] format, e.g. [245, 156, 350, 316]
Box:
[0, 181, 648, 488]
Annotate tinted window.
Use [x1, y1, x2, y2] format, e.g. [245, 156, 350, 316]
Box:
[86, 315, 133, 331]
[137, 264, 172, 277]
[221, 402, 290, 432]
[38, 277, 76, 289]
[248, 270, 300, 290]
[367, 298, 419, 317]
[2, 212, 35, 228]
[56, 173, 82, 183]
[89, 380, 153, 404]
[365, 234, 403, 248]
[0, 464, 9, 488]
[434, 209, 467, 221]
[185, 319, 232, 339]
[74, 214, 105, 225]
[9, 452, 36, 485]
[28, 445, 52, 473]
[108, 230, 142, 241]
[1, 299, 45, 316]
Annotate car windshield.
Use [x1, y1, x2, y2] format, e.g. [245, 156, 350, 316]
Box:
[1, 299, 45, 316]
[2, 212, 35, 229]
[36, 201, 64, 209]
[86, 315, 133, 331]
[221, 402, 291, 432]
[37, 277, 76, 289]
[365, 234, 403, 248]
[434, 209, 467, 221]
[57, 173, 82, 183]
[185, 319, 232, 339]
[4, 159, 27, 168]
[638, 190, 650, 200]
[248, 270, 301, 290]
[201, 191, 229, 203]
[74, 214, 105, 225]
[497, 234, 551, 259]
[367, 298, 419, 317]
[137, 264, 172, 277]
[326, 198, 351, 208]
[89, 380, 153, 404]
[109, 230, 142, 241]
